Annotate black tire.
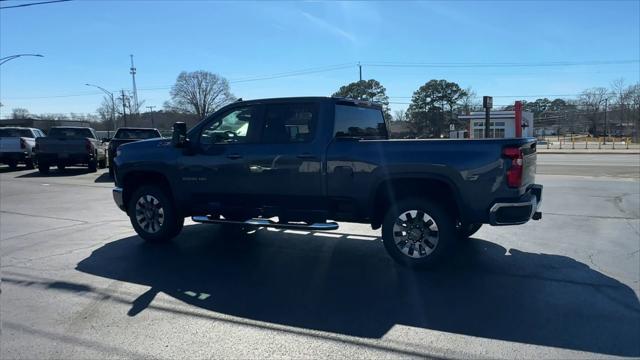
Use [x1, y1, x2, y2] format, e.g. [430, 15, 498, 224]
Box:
[128, 185, 184, 243]
[25, 158, 35, 169]
[98, 158, 107, 169]
[108, 166, 114, 178]
[7, 160, 18, 170]
[458, 223, 482, 239]
[88, 160, 97, 172]
[57, 164, 66, 171]
[38, 162, 50, 174]
[382, 198, 456, 269]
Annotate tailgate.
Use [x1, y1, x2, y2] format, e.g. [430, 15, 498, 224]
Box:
[38, 139, 87, 154]
[0, 138, 21, 153]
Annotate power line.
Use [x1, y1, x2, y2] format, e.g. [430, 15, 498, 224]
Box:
[363, 59, 639, 68]
[0, 0, 71, 10]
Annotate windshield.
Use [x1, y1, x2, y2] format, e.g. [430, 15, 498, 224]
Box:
[114, 129, 160, 140]
[0, 129, 33, 137]
[48, 128, 93, 139]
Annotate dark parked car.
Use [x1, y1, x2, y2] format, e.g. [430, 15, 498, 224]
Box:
[112, 97, 542, 268]
[35, 127, 107, 173]
[107, 127, 162, 177]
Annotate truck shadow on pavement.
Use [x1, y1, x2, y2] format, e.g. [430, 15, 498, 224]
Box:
[76, 224, 640, 356]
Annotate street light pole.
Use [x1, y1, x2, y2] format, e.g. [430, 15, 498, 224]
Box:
[0, 54, 44, 66]
[85, 83, 116, 132]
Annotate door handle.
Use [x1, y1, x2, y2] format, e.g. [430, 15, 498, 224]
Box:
[296, 153, 316, 160]
[226, 153, 242, 159]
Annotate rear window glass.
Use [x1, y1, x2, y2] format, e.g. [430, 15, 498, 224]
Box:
[48, 128, 93, 139]
[334, 105, 387, 140]
[0, 129, 33, 137]
[114, 129, 160, 140]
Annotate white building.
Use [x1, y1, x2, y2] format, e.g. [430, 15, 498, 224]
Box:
[459, 104, 534, 139]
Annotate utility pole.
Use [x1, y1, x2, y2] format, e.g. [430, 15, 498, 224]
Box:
[604, 98, 608, 144]
[358, 62, 362, 82]
[146, 106, 155, 128]
[120, 90, 128, 127]
[129, 54, 139, 117]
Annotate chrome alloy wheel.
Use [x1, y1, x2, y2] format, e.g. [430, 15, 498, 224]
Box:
[135, 194, 165, 234]
[392, 210, 439, 258]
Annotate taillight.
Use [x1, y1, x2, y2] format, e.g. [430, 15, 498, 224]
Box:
[20, 138, 27, 149]
[85, 138, 94, 153]
[503, 147, 523, 188]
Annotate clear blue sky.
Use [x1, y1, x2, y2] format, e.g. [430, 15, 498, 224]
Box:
[1, 0, 639, 118]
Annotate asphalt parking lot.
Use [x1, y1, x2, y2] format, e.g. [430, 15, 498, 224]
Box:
[1, 154, 639, 359]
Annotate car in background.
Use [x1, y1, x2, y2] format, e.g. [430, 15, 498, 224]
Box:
[0, 127, 45, 169]
[107, 127, 162, 177]
[35, 126, 107, 174]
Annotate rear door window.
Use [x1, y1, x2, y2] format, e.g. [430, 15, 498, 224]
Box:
[261, 103, 317, 143]
[334, 105, 387, 140]
[48, 128, 94, 139]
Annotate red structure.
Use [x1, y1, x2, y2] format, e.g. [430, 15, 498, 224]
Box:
[514, 101, 523, 137]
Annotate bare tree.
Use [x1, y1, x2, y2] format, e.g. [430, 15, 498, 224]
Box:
[167, 71, 236, 120]
[579, 87, 611, 135]
[393, 109, 407, 122]
[458, 87, 478, 115]
[11, 108, 29, 119]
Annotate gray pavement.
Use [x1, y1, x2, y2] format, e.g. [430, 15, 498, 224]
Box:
[537, 153, 640, 178]
[1, 154, 639, 359]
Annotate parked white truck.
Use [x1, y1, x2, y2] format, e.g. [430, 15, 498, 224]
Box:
[0, 127, 45, 169]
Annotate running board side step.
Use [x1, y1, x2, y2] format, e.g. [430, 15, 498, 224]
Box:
[191, 216, 339, 231]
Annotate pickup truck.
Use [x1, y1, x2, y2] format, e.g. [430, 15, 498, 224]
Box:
[36, 126, 107, 174]
[0, 127, 45, 169]
[107, 127, 162, 177]
[112, 97, 542, 268]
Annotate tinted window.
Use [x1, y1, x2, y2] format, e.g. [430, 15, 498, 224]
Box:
[48, 128, 94, 139]
[200, 106, 257, 145]
[262, 103, 317, 143]
[334, 105, 387, 139]
[0, 129, 34, 137]
[114, 129, 161, 140]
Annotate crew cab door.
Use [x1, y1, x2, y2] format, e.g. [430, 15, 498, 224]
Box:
[178, 104, 263, 212]
[246, 101, 325, 211]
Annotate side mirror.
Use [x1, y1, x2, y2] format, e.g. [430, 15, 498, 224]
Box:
[172, 122, 187, 147]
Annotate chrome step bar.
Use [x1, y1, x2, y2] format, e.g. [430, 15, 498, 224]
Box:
[191, 216, 339, 231]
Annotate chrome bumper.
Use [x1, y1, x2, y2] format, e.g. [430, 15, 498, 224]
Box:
[112, 187, 125, 211]
[489, 184, 542, 226]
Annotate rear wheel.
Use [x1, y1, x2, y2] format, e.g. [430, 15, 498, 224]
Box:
[7, 160, 18, 170]
[382, 198, 456, 269]
[25, 158, 35, 169]
[38, 162, 50, 174]
[98, 158, 107, 169]
[88, 160, 97, 172]
[108, 166, 114, 178]
[128, 185, 184, 242]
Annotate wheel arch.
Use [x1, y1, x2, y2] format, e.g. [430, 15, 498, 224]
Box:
[122, 171, 175, 213]
[369, 175, 465, 230]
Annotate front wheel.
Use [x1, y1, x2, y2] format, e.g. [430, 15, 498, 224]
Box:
[128, 185, 184, 243]
[382, 198, 456, 269]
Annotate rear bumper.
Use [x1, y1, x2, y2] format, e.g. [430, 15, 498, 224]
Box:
[0, 152, 30, 163]
[113, 187, 125, 211]
[489, 184, 543, 226]
[37, 152, 93, 165]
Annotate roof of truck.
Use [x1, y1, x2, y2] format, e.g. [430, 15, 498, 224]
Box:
[233, 96, 383, 109]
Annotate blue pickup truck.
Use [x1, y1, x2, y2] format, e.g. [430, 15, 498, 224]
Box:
[112, 97, 542, 268]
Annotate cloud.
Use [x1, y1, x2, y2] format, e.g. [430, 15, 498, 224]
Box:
[301, 11, 356, 44]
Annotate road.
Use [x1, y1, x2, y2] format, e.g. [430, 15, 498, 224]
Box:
[1, 154, 639, 359]
[537, 154, 640, 178]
